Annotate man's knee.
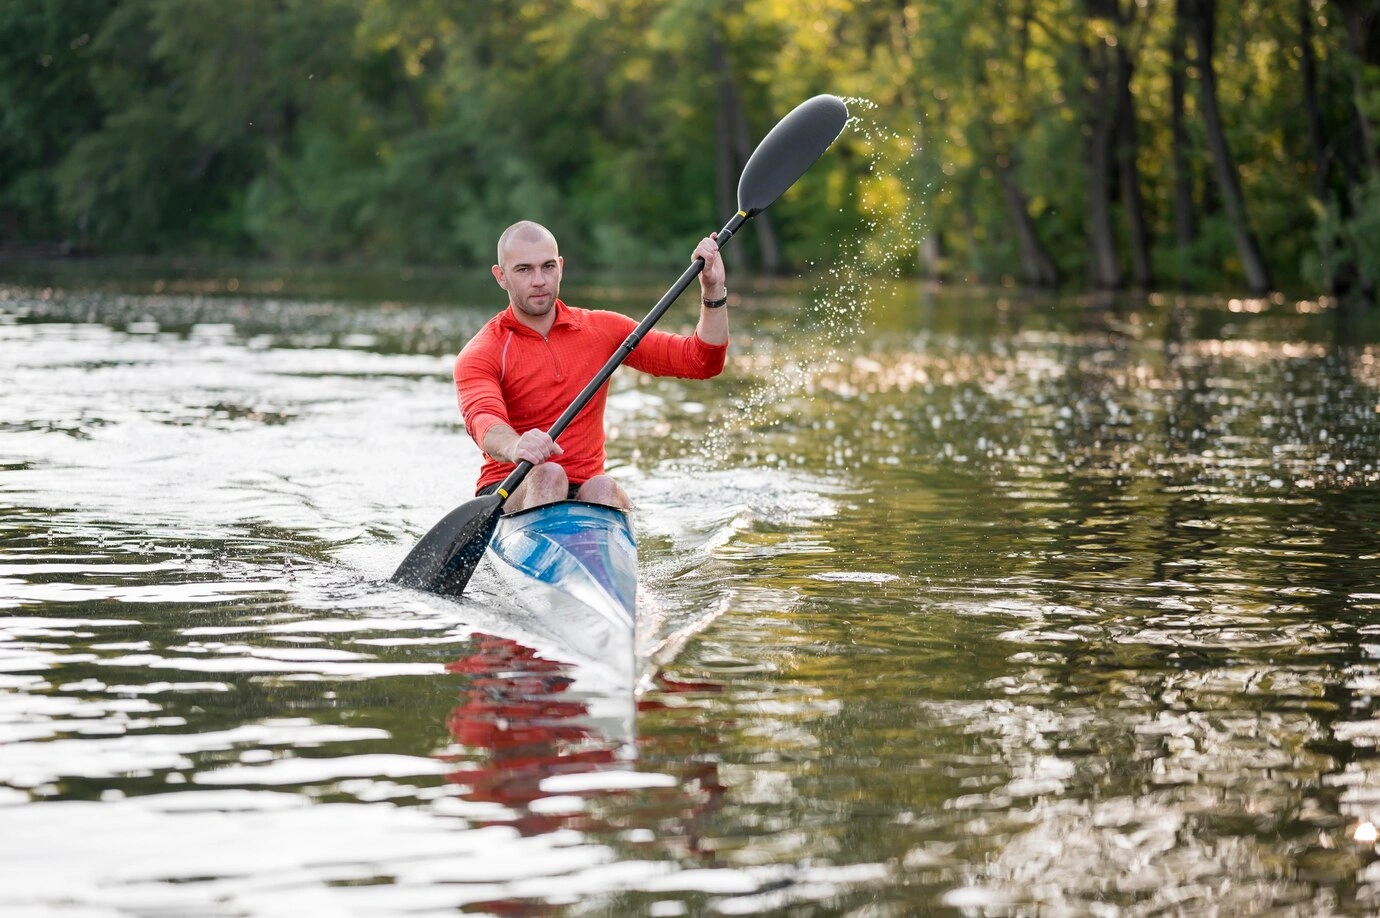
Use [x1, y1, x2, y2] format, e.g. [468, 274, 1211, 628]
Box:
[527, 462, 569, 490]
[507, 462, 569, 511]
[575, 474, 630, 509]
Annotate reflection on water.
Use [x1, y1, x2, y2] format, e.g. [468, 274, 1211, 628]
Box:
[6, 272, 1380, 913]
[444, 634, 635, 823]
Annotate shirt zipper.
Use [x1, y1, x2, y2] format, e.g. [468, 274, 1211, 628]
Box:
[540, 333, 564, 382]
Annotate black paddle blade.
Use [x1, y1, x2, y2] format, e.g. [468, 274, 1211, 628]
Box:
[737, 94, 848, 217]
[390, 494, 504, 596]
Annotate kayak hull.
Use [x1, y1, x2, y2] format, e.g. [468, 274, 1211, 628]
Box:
[484, 500, 639, 685]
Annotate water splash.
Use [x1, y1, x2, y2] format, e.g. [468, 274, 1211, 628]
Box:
[692, 97, 933, 469]
[808, 97, 934, 343]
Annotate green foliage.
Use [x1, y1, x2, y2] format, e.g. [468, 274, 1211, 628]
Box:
[1351, 181, 1380, 293]
[1308, 176, 1380, 297]
[0, 0, 112, 239]
[1156, 215, 1245, 291]
[0, 0, 1374, 302]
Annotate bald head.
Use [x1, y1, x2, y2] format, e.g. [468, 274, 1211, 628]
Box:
[492, 220, 564, 323]
[496, 221, 558, 269]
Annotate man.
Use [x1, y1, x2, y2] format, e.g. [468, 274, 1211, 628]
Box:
[455, 220, 728, 512]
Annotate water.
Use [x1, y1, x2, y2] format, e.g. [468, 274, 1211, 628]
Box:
[4, 267, 1380, 916]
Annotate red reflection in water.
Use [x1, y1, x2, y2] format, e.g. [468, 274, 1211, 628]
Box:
[443, 634, 620, 821]
[440, 634, 729, 912]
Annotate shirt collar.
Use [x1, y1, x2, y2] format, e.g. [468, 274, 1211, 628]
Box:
[498, 298, 580, 335]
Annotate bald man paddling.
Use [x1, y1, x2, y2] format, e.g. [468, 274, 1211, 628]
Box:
[455, 221, 729, 512]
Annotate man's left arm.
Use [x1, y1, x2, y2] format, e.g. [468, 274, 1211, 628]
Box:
[623, 234, 730, 379]
[693, 233, 727, 347]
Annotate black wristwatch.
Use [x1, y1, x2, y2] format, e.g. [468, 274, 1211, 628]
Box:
[703, 293, 729, 309]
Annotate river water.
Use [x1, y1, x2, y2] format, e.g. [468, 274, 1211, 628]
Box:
[4, 262, 1380, 916]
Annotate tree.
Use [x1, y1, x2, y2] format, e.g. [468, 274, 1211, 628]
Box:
[1081, 1, 1125, 290]
[0, 0, 1372, 304]
[1112, 2, 1155, 289]
[1169, 2, 1199, 257]
[0, 0, 114, 245]
[709, 29, 784, 273]
[1180, 0, 1273, 294]
[1335, 0, 1379, 179]
[1299, 0, 1334, 202]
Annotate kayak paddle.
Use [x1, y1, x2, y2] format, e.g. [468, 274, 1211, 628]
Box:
[392, 93, 849, 597]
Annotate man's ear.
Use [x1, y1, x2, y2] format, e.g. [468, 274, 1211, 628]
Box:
[491, 265, 507, 289]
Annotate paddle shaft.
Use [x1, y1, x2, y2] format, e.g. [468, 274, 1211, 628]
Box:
[493, 208, 750, 500]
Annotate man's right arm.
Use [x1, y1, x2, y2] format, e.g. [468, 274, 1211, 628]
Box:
[457, 338, 566, 469]
[455, 345, 508, 453]
[482, 425, 564, 466]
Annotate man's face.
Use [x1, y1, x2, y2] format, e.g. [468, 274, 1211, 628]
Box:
[493, 236, 563, 318]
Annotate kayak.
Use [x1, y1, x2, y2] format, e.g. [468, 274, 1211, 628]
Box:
[483, 500, 639, 686]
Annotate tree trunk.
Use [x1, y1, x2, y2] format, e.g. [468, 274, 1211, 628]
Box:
[713, 113, 736, 232]
[1182, 0, 1272, 295]
[1170, 2, 1197, 252]
[961, 197, 987, 283]
[1299, 0, 1333, 201]
[709, 33, 782, 274]
[890, 3, 945, 281]
[1082, 32, 1122, 290]
[1115, 37, 1154, 289]
[997, 158, 1061, 287]
[920, 234, 945, 281]
[1340, 2, 1380, 179]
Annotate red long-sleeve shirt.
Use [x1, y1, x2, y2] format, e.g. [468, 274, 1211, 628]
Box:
[456, 299, 727, 493]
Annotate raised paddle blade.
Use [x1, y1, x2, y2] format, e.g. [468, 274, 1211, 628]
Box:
[390, 494, 503, 596]
[736, 94, 849, 217]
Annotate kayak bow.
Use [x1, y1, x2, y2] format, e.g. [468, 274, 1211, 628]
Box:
[483, 500, 639, 684]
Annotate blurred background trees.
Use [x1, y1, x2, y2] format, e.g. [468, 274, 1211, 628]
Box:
[1, 0, 1377, 302]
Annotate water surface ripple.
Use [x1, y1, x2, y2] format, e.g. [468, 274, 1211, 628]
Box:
[4, 279, 1380, 915]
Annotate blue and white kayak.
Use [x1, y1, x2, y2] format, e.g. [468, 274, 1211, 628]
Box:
[484, 500, 639, 685]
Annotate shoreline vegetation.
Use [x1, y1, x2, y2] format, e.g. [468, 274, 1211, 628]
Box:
[2, 1, 1377, 306]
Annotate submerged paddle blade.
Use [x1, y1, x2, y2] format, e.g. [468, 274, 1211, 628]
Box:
[390, 494, 504, 596]
[736, 94, 848, 217]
